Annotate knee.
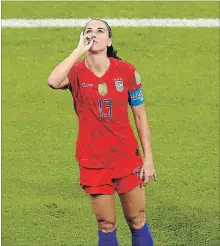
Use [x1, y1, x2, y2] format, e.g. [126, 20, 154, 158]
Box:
[97, 218, 117, 233]
[126, 210, 146, 230]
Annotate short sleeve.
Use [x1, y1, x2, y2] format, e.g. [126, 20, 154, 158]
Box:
[126, 64, 142, 92]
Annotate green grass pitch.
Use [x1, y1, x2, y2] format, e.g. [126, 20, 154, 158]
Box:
[1, 1, 219, 246]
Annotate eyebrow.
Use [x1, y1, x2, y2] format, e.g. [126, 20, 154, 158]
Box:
[86, 27, 105, 30]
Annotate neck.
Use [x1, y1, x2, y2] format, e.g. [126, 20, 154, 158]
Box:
[85, 52, 110, 77]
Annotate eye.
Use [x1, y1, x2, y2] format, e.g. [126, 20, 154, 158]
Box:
[98, 30, 104, 33]
[86, 30, 91, 33]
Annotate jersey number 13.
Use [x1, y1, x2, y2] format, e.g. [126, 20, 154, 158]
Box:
[98, 99, 112, 118]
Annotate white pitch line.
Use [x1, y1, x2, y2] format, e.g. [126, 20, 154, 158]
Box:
[2, 18, 220, 28]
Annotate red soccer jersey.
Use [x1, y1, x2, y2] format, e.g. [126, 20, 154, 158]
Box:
[68, 57, 142, 168]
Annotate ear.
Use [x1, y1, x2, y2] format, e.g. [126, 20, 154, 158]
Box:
[107, 38, 112, 47]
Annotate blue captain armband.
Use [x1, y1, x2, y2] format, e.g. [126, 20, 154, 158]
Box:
[128, 87, 144, 106]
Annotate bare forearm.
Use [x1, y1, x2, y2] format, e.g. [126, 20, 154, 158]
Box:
[47, 48, 82, 87]
[134, 115, 153, 161]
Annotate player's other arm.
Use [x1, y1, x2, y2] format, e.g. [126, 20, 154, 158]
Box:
[127, 64, 153, 163]
[47, 33, 94, 89]
[127, 64, 156, 183]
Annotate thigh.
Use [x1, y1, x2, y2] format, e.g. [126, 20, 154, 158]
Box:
[119, 185, 146, 221]
[90, 194, 116, 223]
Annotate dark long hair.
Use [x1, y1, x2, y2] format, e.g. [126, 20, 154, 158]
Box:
[84, 19, 122, 60]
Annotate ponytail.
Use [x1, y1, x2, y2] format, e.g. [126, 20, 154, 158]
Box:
[107, 45, 122, 60]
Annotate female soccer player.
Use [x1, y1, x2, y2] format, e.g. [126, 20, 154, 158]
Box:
[48, 19, 156, 246]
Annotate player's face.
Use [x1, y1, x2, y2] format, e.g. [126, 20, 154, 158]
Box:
[84, 20, 112, 52]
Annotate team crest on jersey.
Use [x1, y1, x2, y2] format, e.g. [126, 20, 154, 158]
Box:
[114, 78, 124, 92]
[98, 83, 108, 96]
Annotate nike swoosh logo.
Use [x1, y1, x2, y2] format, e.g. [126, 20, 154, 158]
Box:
[82, 83, 93, 87]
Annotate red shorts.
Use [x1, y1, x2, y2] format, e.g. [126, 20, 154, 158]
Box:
[79, 164, 143, 195]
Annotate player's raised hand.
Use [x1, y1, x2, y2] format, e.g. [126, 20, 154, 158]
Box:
[76, 32, 94, 55]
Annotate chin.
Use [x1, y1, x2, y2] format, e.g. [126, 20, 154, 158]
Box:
[89, 45, 106, 53]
